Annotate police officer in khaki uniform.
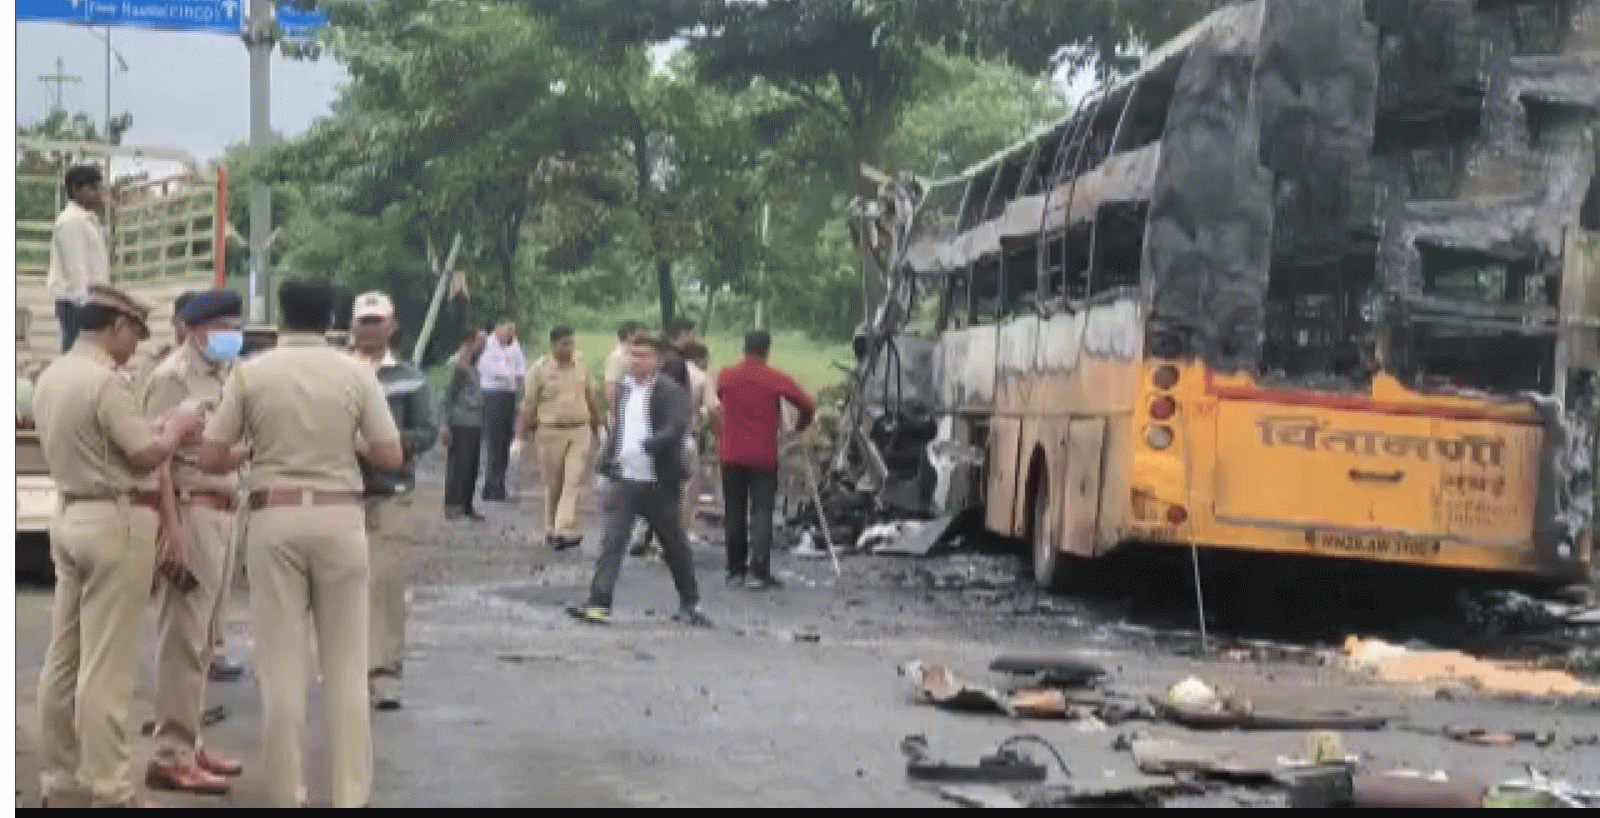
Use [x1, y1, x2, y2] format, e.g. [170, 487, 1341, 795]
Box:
[33, 285, 205, 808]
[141, 289, 250, 795]
[199, 279, 403, 809]
[513, 325, 602, 550]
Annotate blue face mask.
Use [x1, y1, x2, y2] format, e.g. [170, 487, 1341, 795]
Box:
[203, 329, 244, 363]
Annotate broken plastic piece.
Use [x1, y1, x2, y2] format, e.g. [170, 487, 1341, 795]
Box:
[988, 654, 1106, 687]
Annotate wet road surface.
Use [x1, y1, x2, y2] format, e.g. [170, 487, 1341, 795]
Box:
[13, 454, 1600, 807]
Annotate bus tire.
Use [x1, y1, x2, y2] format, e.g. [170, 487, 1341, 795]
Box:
[1026, 459, 1071, 591]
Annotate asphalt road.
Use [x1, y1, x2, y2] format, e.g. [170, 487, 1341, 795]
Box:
[13, 454, 1600, 807]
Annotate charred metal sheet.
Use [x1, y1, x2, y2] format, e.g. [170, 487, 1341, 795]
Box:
[1037, 143, 1163, 235]
[1142, 20, 1275, 372]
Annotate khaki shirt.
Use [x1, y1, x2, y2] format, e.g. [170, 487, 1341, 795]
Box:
[603, 344, 627, 395]
[46, 201, 112, 304]
[203, 332, 399, 492]
[142, 344, 238, 493]
[686, 361, 720, 431]
[525, 352, 596, 427]
[32, 343, 159, 496]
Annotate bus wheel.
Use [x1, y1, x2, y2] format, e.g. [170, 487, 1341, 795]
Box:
[1027, 461, 1070, 591]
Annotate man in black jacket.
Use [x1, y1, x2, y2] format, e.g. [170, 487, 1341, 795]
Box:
[568, 335, 711, 627]
[350, 291, 438, 710]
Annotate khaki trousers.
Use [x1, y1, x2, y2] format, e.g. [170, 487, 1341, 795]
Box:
[38, 501, 158, 807]
[248, 504, 371, 808]
[536, 425, 592, 540]
[364, 494, 413, 678]
[152, 503, 234, 762]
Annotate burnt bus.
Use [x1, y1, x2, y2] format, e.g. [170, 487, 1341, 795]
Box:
[838, 0, 1598, 590]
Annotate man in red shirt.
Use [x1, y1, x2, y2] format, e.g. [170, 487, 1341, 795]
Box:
[716, 330, 814, 589]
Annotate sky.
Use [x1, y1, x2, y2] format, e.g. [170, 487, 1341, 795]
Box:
[16, 19, 347, 164]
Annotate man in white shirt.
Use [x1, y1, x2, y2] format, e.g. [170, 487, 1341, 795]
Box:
[567, 335, 710, 627]
[478, 318, 527, 501]
[47, 165, 114, 352]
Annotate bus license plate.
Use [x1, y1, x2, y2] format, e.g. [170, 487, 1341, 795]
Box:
[1309, 532, 1441, 559]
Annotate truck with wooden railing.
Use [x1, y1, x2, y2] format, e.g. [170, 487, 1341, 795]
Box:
[15, 138, 226, 578]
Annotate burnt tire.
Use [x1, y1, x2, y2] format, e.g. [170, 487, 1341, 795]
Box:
[1026, 460, 1071, 592]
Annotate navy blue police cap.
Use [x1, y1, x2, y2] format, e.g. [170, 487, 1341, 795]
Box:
[179, 288, 244, 326]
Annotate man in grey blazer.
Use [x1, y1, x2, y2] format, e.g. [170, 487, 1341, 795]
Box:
[568, 335, 711, 627]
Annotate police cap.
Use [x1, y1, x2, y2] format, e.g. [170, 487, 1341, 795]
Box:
[85, 285, 152, 340]
[178, 288, 244, 327]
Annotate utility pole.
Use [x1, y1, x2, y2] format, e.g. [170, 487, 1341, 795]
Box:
[245, 0, 274, 322]
[755, 203, 770, 330]
[38, 57, 81, 114]
[104, 27, 111, 141]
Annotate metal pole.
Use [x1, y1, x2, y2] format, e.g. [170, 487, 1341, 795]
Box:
[412, 232, 465, 367]
[104, 27, 111, 141]
[247, 0, 274, 323]
[1189, 543, 1209, 653]
[755, 203, 769, 330]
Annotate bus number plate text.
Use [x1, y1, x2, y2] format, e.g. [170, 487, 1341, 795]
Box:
[1309, 532, 1441, 559]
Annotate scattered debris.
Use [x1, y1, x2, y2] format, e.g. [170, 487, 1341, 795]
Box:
[987, 654, 1106, 687]
[1400, 724, 1557, 748]
[933, 784, 1026, 808]
[872, 513, 964, 557]
[899, 660, 1012, 715]
[1343, 635, 1600, 696]
[900, 734, 1049, 784]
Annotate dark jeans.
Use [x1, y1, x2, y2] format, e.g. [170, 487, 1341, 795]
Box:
[481, 390, 518, 499]
[443, 425, 483, 513]
[722, 464, 778, 579]
[55, 300, 79, 352]
[587, 478, 700, 610]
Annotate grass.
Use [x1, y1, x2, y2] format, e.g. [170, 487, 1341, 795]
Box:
[427, 330, 854, 397]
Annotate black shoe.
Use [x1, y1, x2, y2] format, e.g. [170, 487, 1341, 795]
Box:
[464, 509, 485, 521]
[745, 574, 784, 590]
[444, 506, 463, 520]
[671, 606, 714, 628]
[554, 536, 582, 551]
[209, 656, 245, 682]
[482, 489, 507, 502]
[725, 572, 747, 587]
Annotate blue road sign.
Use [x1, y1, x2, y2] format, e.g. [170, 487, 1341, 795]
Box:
[274, 3, 324, 39]
[17, 0, 246, 35]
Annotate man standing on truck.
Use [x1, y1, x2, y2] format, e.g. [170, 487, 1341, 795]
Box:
[140, 288, 250, 795]
[33, 285, 204, 808]
[350, 291, 438, 711]
[46, 165, 114, 352]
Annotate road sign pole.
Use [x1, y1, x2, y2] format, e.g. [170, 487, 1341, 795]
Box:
[247, 0, 272, 322]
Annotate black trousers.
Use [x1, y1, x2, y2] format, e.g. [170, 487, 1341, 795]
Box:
[722, 464, 778, 578]
[443, 425, 483, 513]
[481, 390, 518, 499]
[588, 478, 699, 610]
[55, 300, 79, 353]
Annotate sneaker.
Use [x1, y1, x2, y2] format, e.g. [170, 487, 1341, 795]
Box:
[725, 572, 746, 587]
[565, 603, 612, 625]
[746, 574, 784, 590]
[671, 606, 714, 628]
[628, 540, 650, 557]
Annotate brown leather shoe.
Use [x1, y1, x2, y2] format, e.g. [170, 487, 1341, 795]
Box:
[145, 760, 231, 795]
[196, 747, 243, 777]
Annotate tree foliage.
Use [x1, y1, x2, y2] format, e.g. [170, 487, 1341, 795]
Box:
[253, 0, 1213, 352]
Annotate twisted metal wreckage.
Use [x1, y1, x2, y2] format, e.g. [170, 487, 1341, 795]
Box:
[821, 0, 1599, 582]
